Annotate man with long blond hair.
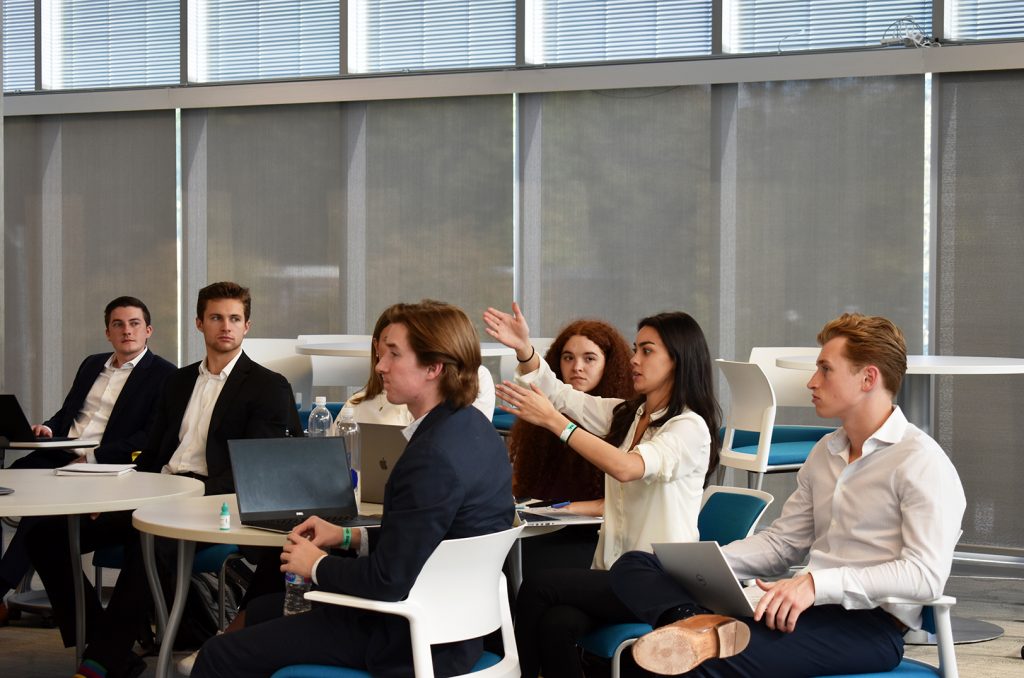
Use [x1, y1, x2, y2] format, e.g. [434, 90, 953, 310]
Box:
[608, 313, 965, 677]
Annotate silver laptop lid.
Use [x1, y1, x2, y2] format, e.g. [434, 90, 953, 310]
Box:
[652, 541, 757, 617]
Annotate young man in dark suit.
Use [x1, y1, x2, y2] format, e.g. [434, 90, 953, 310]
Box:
[1, 297, 175, 624]
[26, 282, 300, 678]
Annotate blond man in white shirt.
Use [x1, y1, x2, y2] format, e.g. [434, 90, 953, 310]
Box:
[610, 313, 966, 677]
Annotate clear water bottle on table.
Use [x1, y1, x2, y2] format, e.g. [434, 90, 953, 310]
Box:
[335, 406, 361, 492]
[307, 396, 333, 437]
[283, 571, 312, 615]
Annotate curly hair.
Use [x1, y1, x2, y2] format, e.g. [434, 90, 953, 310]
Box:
[509, 319, 635, 500]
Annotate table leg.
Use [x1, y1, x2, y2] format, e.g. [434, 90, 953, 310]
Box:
[141, 532, 168, 640]
[69, 515, 85, 667]
[156, 539, 195, 678]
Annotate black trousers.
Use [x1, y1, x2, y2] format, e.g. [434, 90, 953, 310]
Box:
[609, 551, 906, 678]
[514, 567, 639, 678]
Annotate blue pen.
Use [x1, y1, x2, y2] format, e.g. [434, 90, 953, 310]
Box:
[550, 501, 571, 509]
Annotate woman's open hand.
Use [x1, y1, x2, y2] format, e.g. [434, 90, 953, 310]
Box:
[496, 380, 563, 432]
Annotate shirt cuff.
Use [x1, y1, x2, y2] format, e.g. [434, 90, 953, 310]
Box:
[311, 554, 329, 585]
[634, 443, 658, 480]
[809, 568, 843, 605]
[356, 527, 370, 557]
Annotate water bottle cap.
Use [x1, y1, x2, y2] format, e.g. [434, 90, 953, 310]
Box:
[341, 406, 356, 419]
[314, 396, 327, 406]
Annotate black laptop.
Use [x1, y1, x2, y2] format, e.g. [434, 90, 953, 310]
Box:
[228, 436, 381, 534]
[0, 394, 75, 445]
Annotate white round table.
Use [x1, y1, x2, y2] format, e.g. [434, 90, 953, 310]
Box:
[0, 469, 204, 666]
[297, 341, 515, 358]
[133, 494, 386, 678]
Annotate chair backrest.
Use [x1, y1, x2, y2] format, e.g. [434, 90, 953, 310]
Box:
[243, 338, 314, 409]
[748, 347, 819, 409]
[405, 525, 524, 647]
[296, 334, 373, 391]
[698, 486, 773, 545]
[717, 358, 776, 440]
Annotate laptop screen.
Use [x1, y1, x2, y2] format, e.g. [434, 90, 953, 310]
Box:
[228, 437, 356, 519]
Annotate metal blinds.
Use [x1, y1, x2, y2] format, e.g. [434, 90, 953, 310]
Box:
[529, 0, 712, 65]
[41, 0, 180, 90]
[948, 1, 1024, 40]
[350, 0, 516, 73]
[725, 0, 933, 53]
[3, 0, 35, 91]
[189, 0, 340, 83]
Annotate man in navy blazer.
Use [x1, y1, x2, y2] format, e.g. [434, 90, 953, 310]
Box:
[1, 297, 175, 626]
[12, 296, 176, 468]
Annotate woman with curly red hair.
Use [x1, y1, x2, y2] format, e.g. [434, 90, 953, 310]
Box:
[509, 318, 635, 504]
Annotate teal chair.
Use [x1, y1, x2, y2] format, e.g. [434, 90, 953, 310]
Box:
[579, 486, 773, 677]
[270, 526, 525, 678]
[491, 408, 517, 437]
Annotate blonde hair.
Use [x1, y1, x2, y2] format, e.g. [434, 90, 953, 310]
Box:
[817, 313, 907, 395]
[388, 300, 481, 409]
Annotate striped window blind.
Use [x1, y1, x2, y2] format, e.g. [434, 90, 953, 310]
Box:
[948, 1, 1024, 40]
[41, 0, 180, 90]
[725, 0, 933, 53]
[189, 0, 339, 83]
[3, 0, 35, 92]
[350, 0, 516, 73]
[529, 0, 712, 65]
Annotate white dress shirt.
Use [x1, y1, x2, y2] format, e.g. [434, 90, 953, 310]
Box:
[69, 349, 148, 463]
[518, 360, 710, 570]
[345, 365, 495, 425]
[723, 407, 965, 629]
[164, 351, 243, 476]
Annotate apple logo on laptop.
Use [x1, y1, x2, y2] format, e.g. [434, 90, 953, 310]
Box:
[379, 458, 388, 471]
[696, 574, 707, 588]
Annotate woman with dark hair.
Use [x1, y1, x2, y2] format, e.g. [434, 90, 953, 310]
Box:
[484, 302, 721, 678]
[510, 318, 634, 504]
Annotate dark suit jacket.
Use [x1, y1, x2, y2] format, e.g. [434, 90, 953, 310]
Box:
[315, 401, 515, 677]
[134, 351, 297, 495]
[43, 350, 177, 464]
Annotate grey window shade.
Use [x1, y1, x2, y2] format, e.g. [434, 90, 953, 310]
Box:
[726, 0, 932, 53]
[42, 0, 180, 89]
[189, 0, 339, 82]
[531, 0, 711, 64]
[935, 71, 1024, 551]
[351, 0, 515, 73]
[948, 1, 1024, 40]
[3, 0, 35, 92]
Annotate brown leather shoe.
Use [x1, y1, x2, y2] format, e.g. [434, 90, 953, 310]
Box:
[631, 614, 750, 675]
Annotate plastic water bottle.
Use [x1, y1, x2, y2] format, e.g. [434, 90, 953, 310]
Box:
[283, 571, 312, 615]
[335, 406, 361, 490]
[307, 396, 333, 437]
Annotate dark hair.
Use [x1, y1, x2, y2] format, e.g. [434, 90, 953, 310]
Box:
[387, 301, 480, 409]
[104, 296, 151, 327]
[604, 312, 721, 486]
[509, 319, 635, 500]
[197, 281, 251, 321]
[350, 304, 401, 405]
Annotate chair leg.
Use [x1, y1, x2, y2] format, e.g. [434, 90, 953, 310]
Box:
[748, 472, 764, 492]
[94, 565, 103, 604]
[611, 639, 637, 678]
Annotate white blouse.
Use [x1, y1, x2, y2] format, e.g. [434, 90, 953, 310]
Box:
[518, 360, 710, 570]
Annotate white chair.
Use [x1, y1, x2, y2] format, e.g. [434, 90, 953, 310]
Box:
[271, 525, 524, 678]
[716, 359, 830, 491]
[243, 338, 314, 410]
[748, 346, 823, 410]
[296, 334, 373, 393]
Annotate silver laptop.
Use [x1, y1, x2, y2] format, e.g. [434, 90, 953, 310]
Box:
[229, 437, 380, 533]
[653, 541, 759, 617]
[357, 423, 408, 504]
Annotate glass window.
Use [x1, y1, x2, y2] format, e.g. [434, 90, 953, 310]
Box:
[41, 0, 180, 90]
[3, 0, 35, 92]
[189, 0, 340, 83]
[947, 1, 1024, 41]
[350, 0, 516, 73]
[528, 0, 712, 64]
[725, 0, 933, 53]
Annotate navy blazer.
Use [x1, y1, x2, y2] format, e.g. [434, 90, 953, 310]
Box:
[314, 401, 515, 676]
[134, 351, 297, 495]
[43, 350, 177, 464]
